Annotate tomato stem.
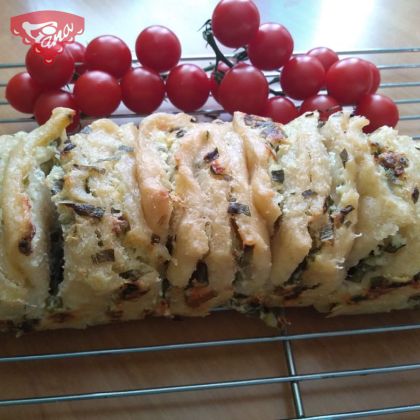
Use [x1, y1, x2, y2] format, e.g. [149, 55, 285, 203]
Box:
[203, 63, 216, 72]
[233, 47, 248, 62]
[202, 20, 234, 69]
[269, 88, 285, 96]
[268, 75, 284, 95]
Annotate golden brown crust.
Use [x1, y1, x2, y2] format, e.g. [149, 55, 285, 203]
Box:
[232, 112, 283, 234]
[135, 113, 195, 242]
[166, 128, 211, 287]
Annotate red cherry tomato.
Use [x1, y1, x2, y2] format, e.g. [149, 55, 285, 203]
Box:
[280, 55, 325, 100]
[85, 35, 132, 79]
[355, 94, 399, 133]
[166, 64, 210, 112]
[6, 72, 43, 113]
[248, 23, 294, 71]
[25, 45, 75, 89]
[218, 63, 268, 114]
[65, 42, 87, 78]
[212, 0, 260, 48]
[121, 67, 165, 114]
[210, 62, 230, 103]
[34, 90, 80, 132]
[264, 96, 299, 124]
[74, 71, 121, 117]
[135, 26, 181, 73]
[326, 58, 372, 105]
[300, 95, 342, 121]
[307, 47, 339, 72]
[365, 60, 381, 94]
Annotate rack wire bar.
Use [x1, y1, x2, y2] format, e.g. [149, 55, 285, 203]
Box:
[380, 81, 420, 88]
[378, 63, 420, 70]
[0, 46, 419, 70]
[399, 114, 420, 120]
[2, 322, 420, 363]
[283, 338, 305, 418]
[1, 362, 420, 408]
[304, 403, 420, 420]
[1, 104, 420, 126]
[2, 90, 420, 109]
[394, 98, 420, 105]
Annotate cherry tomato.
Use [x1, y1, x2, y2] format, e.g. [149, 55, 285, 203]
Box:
[74, 71, 121, 117]
[210, 61, 230, 103]
[248, 23, 294, 70]
[135, 26, 181, 73]
[65, 41, 87, 78]
[365, 60, 381, 94]
[218, 63, 268, 114]
[212, 0, 260, 48]
[264, 96, 299, 124]
[6, 72, 43, 113]
[166, 64, 210, 112]
[280, 55, 325, 100]
[300, 94, 342, 121]
[34, 90, 80, 132]
[25, 44, 75, 89]
[355, 93, 399, 133]
[121, 67, 165, 114]
[326, 58, 372, 105]
[307, 47, 338, 72]
[85, 35, 132, 79]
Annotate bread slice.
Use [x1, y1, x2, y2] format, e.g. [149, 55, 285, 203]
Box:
[165, 122, 237, 315]
[364, 128, 420, 280]
[135, 113, 196, 245]
[246, 113, 330, 307]
[135, 113, 211, 315]
[43, 119, 168, 329]
[212, 121, 271, 299]
[296, 113, 360, 309]
[232, 112, 284, 235]
[136, 114, 270, 315]
[328, 124, 420, 315]
[165, 126, 213, 290]
[0, 108, 74, 330]
[345, 119, 414, 269]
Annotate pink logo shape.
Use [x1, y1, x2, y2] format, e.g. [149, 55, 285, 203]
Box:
[11, 11, 84, 63]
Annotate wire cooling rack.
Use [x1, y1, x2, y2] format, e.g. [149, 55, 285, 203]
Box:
[1, 313, 420, 419]
[0, 47, 420, 419]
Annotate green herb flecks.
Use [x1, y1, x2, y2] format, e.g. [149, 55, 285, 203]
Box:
[271, 169, 285, 183]
[228, 202, 251, 216]
[91, 249, 115, 264]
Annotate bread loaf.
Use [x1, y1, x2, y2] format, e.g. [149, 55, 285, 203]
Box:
[0, 108, 418, 332]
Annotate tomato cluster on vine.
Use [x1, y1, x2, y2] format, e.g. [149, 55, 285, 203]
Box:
[5, 0, 399, 134]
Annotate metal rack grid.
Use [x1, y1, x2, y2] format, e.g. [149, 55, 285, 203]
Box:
[1, 319, 420, 419]
[0, 47, 420, 419]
